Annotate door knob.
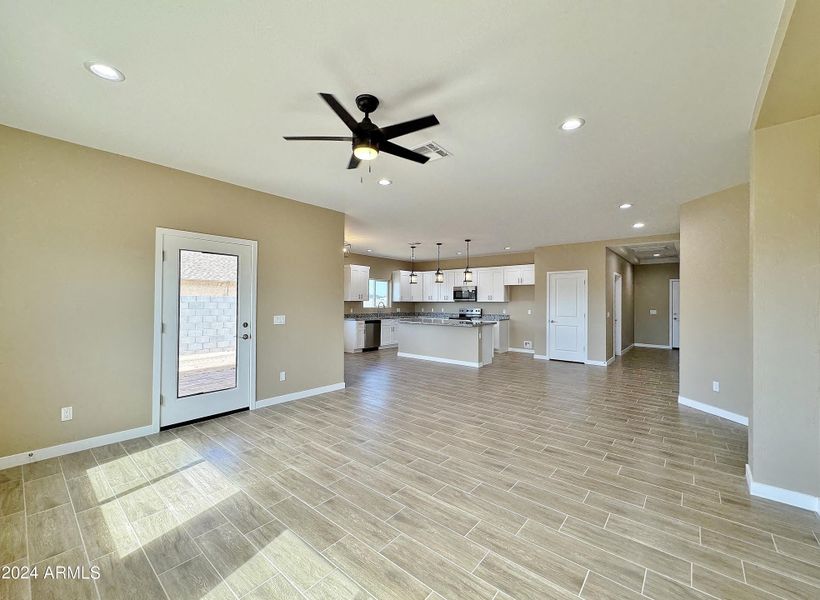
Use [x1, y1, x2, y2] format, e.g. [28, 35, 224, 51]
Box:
[241, 334, 250, 340]
[550, 320, 556, 323]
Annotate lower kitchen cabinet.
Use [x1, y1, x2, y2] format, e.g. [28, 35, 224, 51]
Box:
[343, 320, 365, 353]
[380, 319, 398, 347]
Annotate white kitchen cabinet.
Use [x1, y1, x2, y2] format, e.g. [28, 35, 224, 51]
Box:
[503, 264, 535, 286]
[440, 270, 462, 302]
[492, 320, 510, 352]
[475, 268, 508, 302]
[410, 275, 423, 302]
[343, 320, 365, 352]
[380, 319, 398, 346]
[392, 270, 411, 302]
[421, 271, 437, 302]
[344, 265, 370, 301]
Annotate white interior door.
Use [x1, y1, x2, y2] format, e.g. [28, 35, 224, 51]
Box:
[671, 279, 680, 349]
[159, 231, 256, 426]
[613, 273, 622, 356]
[548, 271, 587, 363]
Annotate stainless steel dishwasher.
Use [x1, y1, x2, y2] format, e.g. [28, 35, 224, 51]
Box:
[363, 320, 381, 351]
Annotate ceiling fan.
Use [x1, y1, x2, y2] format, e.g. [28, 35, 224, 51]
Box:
[284, 93, 440, 169]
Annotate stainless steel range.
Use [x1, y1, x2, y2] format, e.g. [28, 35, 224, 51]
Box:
[449, 308, 483, 323]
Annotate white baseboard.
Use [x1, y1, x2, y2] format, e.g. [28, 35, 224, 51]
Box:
[533, 354, 549, 360]
[508, 347, 535, 354]
[634, 343, 672, 349]
[746, 464, 820, 514]
[0, 424, 158, 470]
[585, 359, 609, 367]
[397, 352, 480, 368]
[678, 395, 749, 426]
[621, 344, 634, 355]
[255, 382, 346, 409]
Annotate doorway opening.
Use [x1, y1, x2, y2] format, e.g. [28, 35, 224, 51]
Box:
[670, 278, 680, 349]
[613, 272, 623, 356]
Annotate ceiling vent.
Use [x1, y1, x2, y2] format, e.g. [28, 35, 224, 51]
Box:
[409, 141, 452, 161]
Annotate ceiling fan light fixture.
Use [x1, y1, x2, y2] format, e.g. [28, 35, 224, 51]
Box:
[353, 143, 378, 161]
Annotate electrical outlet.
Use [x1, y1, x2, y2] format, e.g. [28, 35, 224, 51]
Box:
[524, 341, 532, 349]
[61, 406, 73, 421]
[502, 309, 507, 314]
[279, 371, 286, 382]
[712, 381, 720, 392]
[273, 315, 286, 325]
[527, 309, 532, 315]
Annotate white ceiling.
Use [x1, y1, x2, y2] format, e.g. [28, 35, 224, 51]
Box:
[610, 241, 680, 265]
[0, 1, 784, 260]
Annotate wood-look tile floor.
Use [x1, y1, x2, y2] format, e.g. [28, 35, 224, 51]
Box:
[2, 348, 819, 600]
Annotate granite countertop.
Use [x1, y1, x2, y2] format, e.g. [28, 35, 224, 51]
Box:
[398, 318, 494, 328]
[345, 312, 510, 321]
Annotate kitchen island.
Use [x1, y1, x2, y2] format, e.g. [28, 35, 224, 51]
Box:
[397, 319, 495, 367]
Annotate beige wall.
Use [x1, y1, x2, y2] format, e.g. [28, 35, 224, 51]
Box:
[533, 234, 677, 362]
[0, 125, 345, 457]
[679, 185, 751, 419]
[634, 263, 680, 346]
[343, 253, 414, 314]
[750, 115, 820, 497]
[605, 249, 634, 359]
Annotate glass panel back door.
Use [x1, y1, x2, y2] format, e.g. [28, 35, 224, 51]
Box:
[160, 233, 254, 426]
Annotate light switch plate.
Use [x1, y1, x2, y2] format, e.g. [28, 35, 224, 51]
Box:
[279, 371, 286, 382]
[61, 406, 73, 421]
[273, 315, 286, 325]
[527, 309, 532, 315]
[712, 381, 720, 392]
[650, 309, 658, 315]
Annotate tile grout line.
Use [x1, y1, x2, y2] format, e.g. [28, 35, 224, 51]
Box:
[60, 456, 103, 600]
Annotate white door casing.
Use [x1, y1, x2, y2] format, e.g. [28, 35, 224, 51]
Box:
[613, 272, 623, 356]
[670, 279, 680, 349]
[155, 229, 257, 427]
[547, 271, 587, 363]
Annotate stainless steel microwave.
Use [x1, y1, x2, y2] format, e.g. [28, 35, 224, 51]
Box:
[453, 286, 477, 302]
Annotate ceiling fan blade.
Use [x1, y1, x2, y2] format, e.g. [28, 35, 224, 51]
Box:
[283, 136, 353, 141]
[347, 154, 361, 169]
[380, 115, 439, 140]
[379, 141, 429, 164]
[319, 93, 359, 131]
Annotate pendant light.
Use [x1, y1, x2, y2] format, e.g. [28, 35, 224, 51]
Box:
[463, 239, 473, 283]
[409, 244, 418, 284]
[435, 242, 444, 283]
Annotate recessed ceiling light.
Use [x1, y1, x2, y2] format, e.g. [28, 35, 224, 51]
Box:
[367, 249, 373, 252]
[633, 222, 645, 229]
[84, 61, 125, 82]
[457, 251, 463, 255]
[653, 253, 661, 257]
[619, 203, 633, 209]
[560, 117, 585, 131]
[378, 178, 392, 186]
[504, 246, 511, 250]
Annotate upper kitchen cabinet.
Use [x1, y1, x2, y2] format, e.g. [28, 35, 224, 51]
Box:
[392, 270, 411, 302]
[421, 271, 437, 302]
[344, 264, 370, 301]
[392, 270, 424, 302]
[503, 264, 535, 286]
[475, 267, 508, 302]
